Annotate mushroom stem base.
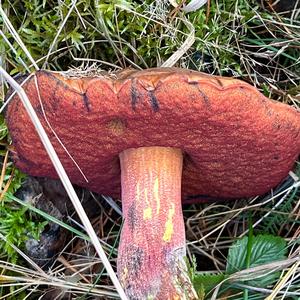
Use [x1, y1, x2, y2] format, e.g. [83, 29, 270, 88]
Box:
[118, 147, 197, 300]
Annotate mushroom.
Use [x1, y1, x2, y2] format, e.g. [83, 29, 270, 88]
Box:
[6, 68, 300, 299]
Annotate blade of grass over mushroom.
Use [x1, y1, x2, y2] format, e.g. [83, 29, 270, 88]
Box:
[33, 74, 89, 183]
[0, 67, 128, 300]
[0, 73, 34, 114]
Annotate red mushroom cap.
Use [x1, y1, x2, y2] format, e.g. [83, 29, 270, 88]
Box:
[6, 68, 300, 200]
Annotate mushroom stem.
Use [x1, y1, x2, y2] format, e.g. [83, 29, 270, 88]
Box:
[118, 147, 197, 299]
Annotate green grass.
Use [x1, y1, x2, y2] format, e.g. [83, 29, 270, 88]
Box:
[0, 0, 299, 299]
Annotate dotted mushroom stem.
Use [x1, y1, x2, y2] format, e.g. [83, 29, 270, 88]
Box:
[118, 147, 197, 300]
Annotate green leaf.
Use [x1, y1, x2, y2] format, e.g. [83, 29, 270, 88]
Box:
[226, 234, 287, 287]
[193, 273, 226, 294]
[63, 29, 86, 51]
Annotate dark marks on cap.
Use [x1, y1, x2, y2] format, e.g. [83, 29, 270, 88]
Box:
[188, 81, 210, 106]
[215, 77, 224, 87]
[131, 80, 139, 111]
[50, 81, 62, 112]
[197, 86, 210, 106]
[82, 93, 91, 112]
[131, 79, 159, 112]
[148, 90, 159, 112]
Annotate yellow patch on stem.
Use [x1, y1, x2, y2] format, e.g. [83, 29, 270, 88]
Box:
[143, 187, 152, 220]
[143, 207, 152, 220]
[154, 177, 160, 215]
[163, 204, 175, 242]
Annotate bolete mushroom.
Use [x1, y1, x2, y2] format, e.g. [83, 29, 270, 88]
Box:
[6, 68, 300, 299]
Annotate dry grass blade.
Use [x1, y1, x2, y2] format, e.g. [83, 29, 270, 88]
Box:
[265, 260, 300, 300]
[0, 67, 128, 300]
[168, 0, 208, 12]
[161, 18, 195, 67]
[182, 0, 208, 13]
[229, 257, 300, 282]
[0, 263, 120, 299]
